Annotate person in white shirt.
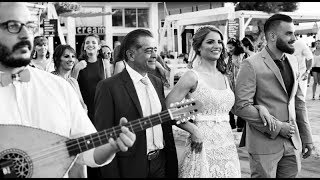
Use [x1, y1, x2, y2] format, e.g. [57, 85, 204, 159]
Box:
[0, 2, 136, 178]
[293, 37, 314, 98]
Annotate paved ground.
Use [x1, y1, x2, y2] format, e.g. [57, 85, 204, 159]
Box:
[170, 78, 320, 178]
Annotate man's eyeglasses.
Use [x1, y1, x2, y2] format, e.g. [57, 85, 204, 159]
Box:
[0, 20, 38, 34]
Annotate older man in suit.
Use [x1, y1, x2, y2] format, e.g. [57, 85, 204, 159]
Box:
[235, 14, 313, 178]
[93, 29, 178, 178]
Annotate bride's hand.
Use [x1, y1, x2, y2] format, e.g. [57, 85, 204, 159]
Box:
[256, 105, 277, 131]
[190, 129, 203, 153]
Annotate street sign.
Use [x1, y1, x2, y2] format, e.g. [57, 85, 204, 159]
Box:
[228, 19, 239, 39]
[76, 26, 106, 35]
[43, 19, 58, 37]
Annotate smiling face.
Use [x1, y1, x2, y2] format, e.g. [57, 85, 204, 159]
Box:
[59, 49, 76, 72]
[274, 22, 296, 54]
[101, 46, 112, 59]
[0, 3, 34, 68]
[129, 36, 157, 75]
[34, 42, 48, 58]
[84, 36, 100, 56]
[198, 31, 223, 61]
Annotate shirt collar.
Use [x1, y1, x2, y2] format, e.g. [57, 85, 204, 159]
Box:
[265, 45, 286, 61]
[125, 61, 148, 84]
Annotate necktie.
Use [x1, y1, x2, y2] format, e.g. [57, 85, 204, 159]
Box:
[0, 68, 30, 87]
[140, 77, 164, 150]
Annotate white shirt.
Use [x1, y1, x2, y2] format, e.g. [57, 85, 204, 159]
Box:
[30, 58, 55, 72]
[293, 38, 313, 73]
[313, 54, 320, 67]
[0, 66, 113, 177]
[125, 63, 164, 153]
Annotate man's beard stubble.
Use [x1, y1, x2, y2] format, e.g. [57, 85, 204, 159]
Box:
[0, 40, 32, 68]
[276, 38, 295, 54]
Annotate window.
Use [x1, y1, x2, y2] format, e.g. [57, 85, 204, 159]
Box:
[112, 8, 149, 28]
[138, 9, 149, 28]
[112, 9, 123, 27]
[125, 9, 137, 27]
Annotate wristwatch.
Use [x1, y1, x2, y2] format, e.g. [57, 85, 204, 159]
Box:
[306, 69, 311, 74]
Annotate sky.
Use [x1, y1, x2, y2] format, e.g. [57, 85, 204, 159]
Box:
[296, 2, 320, 14]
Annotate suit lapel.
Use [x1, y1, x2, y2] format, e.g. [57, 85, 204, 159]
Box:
[120, 69, 143, 117]
[261, 49, 288, 95]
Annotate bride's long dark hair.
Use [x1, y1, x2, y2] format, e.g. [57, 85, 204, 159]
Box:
[189, 25, 227, 74]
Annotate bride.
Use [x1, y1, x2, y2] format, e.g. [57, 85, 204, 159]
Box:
[166, 25, 276, 178]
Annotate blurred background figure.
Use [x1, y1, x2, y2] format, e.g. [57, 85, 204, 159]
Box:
[183, 53, 189, 64]
[311, 40, 320, 100]
[52, 44, 87, 112]
[293, 37, 313, 100]
[241, 37, 255, 57]
[100, 42, 113, 78]
[148, 54, 171, 88]
[226, 38, 246, 132]
[30, 36, 54, 72]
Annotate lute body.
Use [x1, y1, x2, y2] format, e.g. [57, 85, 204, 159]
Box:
[0, 125, 74, 177]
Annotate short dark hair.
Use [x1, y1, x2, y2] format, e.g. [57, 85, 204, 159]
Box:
[53, 44, 76, 71]
[227, 37, 244, 56]
[118, 29, 153, 62]
[241, 37, 254, 52]
[264, 14, 293, 40]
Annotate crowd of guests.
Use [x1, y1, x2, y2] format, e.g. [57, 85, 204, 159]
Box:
[0, 2, 316, 178]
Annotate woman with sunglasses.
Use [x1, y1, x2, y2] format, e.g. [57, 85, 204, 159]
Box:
[30, 36, 54, 72]
[100, 44, 113, 78]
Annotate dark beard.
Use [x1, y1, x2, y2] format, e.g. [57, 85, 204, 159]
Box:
[276, 38, 295, 54]
[0, 41, 32, 68]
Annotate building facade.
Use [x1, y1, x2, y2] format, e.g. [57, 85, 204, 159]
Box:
[57, 2, 159, 55]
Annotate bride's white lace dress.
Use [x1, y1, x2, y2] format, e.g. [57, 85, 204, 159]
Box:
[178, 70, 241, 178]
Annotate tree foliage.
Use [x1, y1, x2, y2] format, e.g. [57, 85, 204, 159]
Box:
[54, 2, 81, 15]
[235, 2, 298, 13]
[40, 2, 81, 23]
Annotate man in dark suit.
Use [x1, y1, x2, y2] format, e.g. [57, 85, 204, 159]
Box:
[94, 29, 178, 178]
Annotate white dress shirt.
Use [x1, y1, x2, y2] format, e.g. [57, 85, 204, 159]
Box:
[0, 66, 113, 177]
[125, 63, 164, 153]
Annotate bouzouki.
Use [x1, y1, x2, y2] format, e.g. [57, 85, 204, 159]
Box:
[0, 99, 202, 178]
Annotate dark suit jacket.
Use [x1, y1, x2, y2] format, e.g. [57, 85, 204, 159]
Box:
[94, 69, 178, 178]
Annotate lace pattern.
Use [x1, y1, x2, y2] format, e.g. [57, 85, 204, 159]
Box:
[178, 70, 241, 178]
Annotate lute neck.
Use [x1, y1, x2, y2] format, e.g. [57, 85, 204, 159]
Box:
[66, 110, 172, 156]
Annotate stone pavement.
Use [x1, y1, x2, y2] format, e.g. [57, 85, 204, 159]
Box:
[170, 79, 320, 178]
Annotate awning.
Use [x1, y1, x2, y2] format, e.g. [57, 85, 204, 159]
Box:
[59, 11, 117, 18]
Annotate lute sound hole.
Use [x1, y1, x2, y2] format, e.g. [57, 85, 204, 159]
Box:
[0, 149, 33, 178]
